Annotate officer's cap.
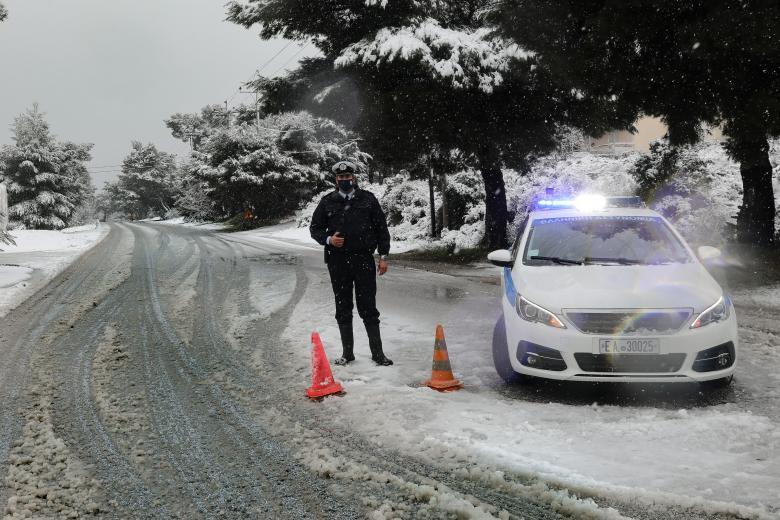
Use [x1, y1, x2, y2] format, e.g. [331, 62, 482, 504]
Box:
[332, 161, 357, 175]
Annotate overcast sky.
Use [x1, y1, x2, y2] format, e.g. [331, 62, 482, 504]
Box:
[0, 0, 313, 188]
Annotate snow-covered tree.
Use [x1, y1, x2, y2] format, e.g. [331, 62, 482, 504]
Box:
[107, 142, 179, 219]
[0, 105, 94, 229]
[179, 111, 367, 223]
[491, 0, 780, 245]
[227, 0, 599, 248]
[0, 3, 7, 22]
[165, 104, 233, 152]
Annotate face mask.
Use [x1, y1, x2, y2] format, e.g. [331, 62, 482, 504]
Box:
[338, 179, 354, 192]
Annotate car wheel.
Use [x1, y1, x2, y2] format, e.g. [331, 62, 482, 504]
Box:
[492, 315, 527, 384]
[700, 375, 734, 390]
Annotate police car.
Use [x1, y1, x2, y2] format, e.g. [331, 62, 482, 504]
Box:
[488, 193, 737, 386]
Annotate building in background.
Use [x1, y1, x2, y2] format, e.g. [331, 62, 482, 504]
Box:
[588, 117, 723, 154]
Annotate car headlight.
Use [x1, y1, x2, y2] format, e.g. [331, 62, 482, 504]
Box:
[690, 296, 730, 329]
[516, 295, 566, 329]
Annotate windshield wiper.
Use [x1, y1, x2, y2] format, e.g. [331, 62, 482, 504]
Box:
[582, 256, 642, 265]
[530, 255, 583, 265]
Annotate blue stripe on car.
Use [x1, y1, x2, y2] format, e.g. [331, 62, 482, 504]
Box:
[504, 267, 516, 305]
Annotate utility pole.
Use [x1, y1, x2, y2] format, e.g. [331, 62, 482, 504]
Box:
[255, 91, 261, 130]
[238, 85, 263, 131]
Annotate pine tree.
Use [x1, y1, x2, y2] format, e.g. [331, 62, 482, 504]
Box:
[185, 111, 365, 222]
[0, 105, 93, 229]
[0, 3, 7, 22]
[110, 142, 179, 219]
[490, 0, 780, 245]
[227, 1, 610, 248]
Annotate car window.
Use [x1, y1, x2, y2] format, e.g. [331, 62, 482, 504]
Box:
[510, 215, 529, 262]
[523, 215, 691, 265]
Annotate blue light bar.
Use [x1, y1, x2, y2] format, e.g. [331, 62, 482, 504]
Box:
[534, 195, 644, 211]
[537, 199, 575, 207]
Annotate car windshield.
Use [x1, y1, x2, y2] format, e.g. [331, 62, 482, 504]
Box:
[523, 215, 691, 266]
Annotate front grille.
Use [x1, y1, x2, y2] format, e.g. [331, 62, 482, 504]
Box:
[565, 309, 692, 335]
[574, 353, 686, 373]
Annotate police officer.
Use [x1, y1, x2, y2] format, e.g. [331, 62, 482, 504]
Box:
[310, 161, 393, 366]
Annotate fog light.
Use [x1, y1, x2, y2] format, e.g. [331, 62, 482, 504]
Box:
[517, 342, 567, 371]
[693, 342, 735, 372]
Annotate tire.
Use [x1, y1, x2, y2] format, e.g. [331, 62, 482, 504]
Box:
[700, 375, 734, 390]
[492, 315, 527, 384]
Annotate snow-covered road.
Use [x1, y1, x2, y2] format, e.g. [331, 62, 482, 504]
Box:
[0, 222, 777, 519]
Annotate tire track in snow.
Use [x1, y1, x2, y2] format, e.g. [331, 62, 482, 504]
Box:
[0, 223, 131, 511]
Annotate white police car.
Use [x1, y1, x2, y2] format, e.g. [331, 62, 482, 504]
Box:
[488, 194, 737, 386]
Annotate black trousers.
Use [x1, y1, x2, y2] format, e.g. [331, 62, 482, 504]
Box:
[327, 249, 379, 326]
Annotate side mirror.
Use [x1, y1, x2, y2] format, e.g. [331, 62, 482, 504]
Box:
[697, 246, 722, 262]
[487, 249, 513, 267]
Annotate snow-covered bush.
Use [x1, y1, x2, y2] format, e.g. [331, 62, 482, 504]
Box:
[506, 152, 639, 241]
[174, 175, 219, 222]
[294, 154, 637, 252]
[443, 171, 484, 230]
[630, 140, 742, 246]
[379, 174, 437, 242]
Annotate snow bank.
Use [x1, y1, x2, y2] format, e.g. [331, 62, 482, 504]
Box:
[0, 223, 108, 317]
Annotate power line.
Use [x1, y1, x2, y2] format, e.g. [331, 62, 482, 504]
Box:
[256, 40, 296, 77]
[226, 40, 296, 105]
[269, 43, 310, 76]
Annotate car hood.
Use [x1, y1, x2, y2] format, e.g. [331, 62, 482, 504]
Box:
[513, 263, 723, 314]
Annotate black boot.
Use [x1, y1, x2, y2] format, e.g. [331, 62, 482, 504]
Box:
[334, 323, 355, 366]
[365, 323, 393, 366]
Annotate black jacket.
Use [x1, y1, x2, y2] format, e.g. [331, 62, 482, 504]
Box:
[310, 189, 391, 256]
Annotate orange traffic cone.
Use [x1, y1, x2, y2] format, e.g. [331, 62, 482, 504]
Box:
[424, 325, 463, 391]
[306, 332, 344, 399]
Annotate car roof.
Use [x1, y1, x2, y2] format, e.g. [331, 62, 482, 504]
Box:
[528, 207, 664, 220]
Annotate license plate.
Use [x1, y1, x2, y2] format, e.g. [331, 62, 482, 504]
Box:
[598, 338, 660, 354]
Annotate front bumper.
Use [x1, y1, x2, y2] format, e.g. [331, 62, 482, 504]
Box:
[502, 300, 738, 383]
